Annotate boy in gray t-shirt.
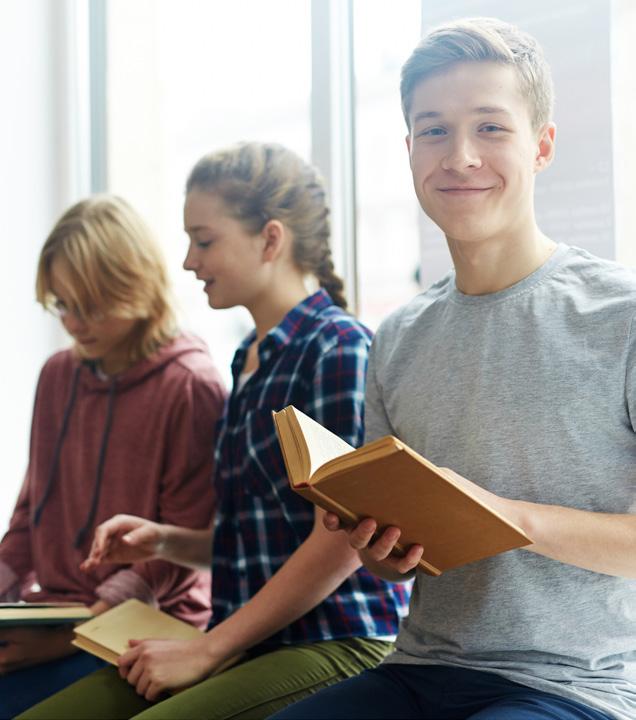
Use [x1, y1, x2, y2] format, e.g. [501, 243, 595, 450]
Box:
[273, 16, 636, 720]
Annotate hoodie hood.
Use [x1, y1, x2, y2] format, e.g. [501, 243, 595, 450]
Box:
[32, 332, 212, 545]
[76, 331, 212, 394]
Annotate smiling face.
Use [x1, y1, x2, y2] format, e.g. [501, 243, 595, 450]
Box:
[182, 190, 269, 311]
[406, 61, 555, 246]
[49, 257, 139, 373]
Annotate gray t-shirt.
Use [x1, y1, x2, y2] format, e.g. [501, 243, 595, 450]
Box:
[367, 244, 636, 720]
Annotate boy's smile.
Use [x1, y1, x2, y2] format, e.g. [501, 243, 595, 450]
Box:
[406, 61, 554, 248]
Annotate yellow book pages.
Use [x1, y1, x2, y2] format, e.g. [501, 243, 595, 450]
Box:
[289, 408, 355, 480]
[273, 407, 354, 486]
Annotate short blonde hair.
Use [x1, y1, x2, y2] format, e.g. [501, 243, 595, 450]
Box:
[400, 17, 554, 131]
[36, 194, 176, 363]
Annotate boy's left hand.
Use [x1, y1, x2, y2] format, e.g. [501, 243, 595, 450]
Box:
[0, 625, 76, 674]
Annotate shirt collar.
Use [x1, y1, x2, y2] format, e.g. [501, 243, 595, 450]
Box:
[231, 289, 334, 378]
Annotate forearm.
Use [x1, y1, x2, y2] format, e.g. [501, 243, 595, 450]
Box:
[500, 497, 636, 578]
[204, 520, 361, 662]
[0, 559, 21, 600]
[159, 525, 213, 570]
[441, 468, 636, 578]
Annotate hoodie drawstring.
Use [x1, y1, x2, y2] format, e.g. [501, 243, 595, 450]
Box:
[33, 363, 118, 550]
[74, 378, 117, 548]
[33, 365, 82, 527]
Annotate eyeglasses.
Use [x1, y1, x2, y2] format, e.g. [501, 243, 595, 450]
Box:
[48, 298, 105, 324]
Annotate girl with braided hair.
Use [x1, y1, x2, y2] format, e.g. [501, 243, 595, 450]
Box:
[21, 143, 409, 720]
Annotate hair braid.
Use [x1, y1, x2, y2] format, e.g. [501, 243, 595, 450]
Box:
[186, 142, 350, 311]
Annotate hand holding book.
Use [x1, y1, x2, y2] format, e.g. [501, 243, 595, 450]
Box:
[72, 599, 242, 698]
[323, 513, 425, 580]
[119, 634, 220, 701]
[273, 406, 532, 576]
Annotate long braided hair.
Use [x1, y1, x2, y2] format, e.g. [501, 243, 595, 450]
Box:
[186, 142, 348, 310]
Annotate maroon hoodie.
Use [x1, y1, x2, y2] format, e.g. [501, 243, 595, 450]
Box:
[0, 333, 226, 629]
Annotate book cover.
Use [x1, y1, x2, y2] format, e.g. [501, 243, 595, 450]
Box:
[273, 405, 532, 576]
[0, 602, 93, 627]
[72, 599, 201, 665]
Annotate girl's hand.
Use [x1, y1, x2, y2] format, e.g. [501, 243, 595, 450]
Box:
[118, 635, 219, 701]
[81, 514, 166, 572]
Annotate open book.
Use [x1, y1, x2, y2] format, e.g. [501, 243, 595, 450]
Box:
[0, 602, 93, 627]
[273, 406, 531, 576]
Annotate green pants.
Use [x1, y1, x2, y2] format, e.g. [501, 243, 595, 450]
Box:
[18, 638, 392, 720]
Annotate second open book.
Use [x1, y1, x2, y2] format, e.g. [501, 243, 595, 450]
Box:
[273, 406, 531, 576]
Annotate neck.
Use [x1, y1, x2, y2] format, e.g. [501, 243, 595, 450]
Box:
[99, 354, 133, 376]
[247, 275, 310, 343]
[447, 224, 556, 295]
[97, 337, 137, 376]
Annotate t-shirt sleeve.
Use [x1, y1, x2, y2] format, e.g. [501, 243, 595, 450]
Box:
[626, 312, 636, 434]
[303, 326, 371, 449]
[364, 338, 395, 444]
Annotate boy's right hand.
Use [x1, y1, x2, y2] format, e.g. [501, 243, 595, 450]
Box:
[323, 513, 423, 577]
[81, 514, 166, 572]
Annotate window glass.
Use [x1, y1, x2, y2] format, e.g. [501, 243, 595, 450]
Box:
[106, 0, 311, 383]
[353, 0, 423, 330]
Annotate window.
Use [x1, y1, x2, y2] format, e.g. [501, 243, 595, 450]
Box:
[353, 0, 423, 329]
[106, 0, 312, 383]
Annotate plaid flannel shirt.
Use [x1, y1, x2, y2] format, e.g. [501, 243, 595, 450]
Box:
[209, 289, 410, 644]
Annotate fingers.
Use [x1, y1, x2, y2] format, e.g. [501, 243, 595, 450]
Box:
[322, 514, 378, 544]
[135, 668, 151, 698]
[82, 515, 157, 571]
[81, 515, 127, 570]
[347, 518, 380, 550]
[324, 513, 424, 574]
[126, 657, 144, 688]
[385, 543, 424, 575]
[120, 642, 166, 701]
[322, 512, 342, 531]
[145, 680, 164, 703]
[356, 523, 424, 575]
[122, 524, 159, 552]
[118, 642, 142, 679]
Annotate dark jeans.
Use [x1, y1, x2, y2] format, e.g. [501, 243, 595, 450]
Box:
[270, 664, 613, 720]
[0, 650, 106, 719]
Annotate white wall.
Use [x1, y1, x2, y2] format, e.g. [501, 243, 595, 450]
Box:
[0, 0, 86, 534]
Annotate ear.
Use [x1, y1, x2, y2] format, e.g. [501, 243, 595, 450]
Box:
[534, 122, 556, 174]
[404, 130, 413, 172]
[260, 219, 286, 262]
